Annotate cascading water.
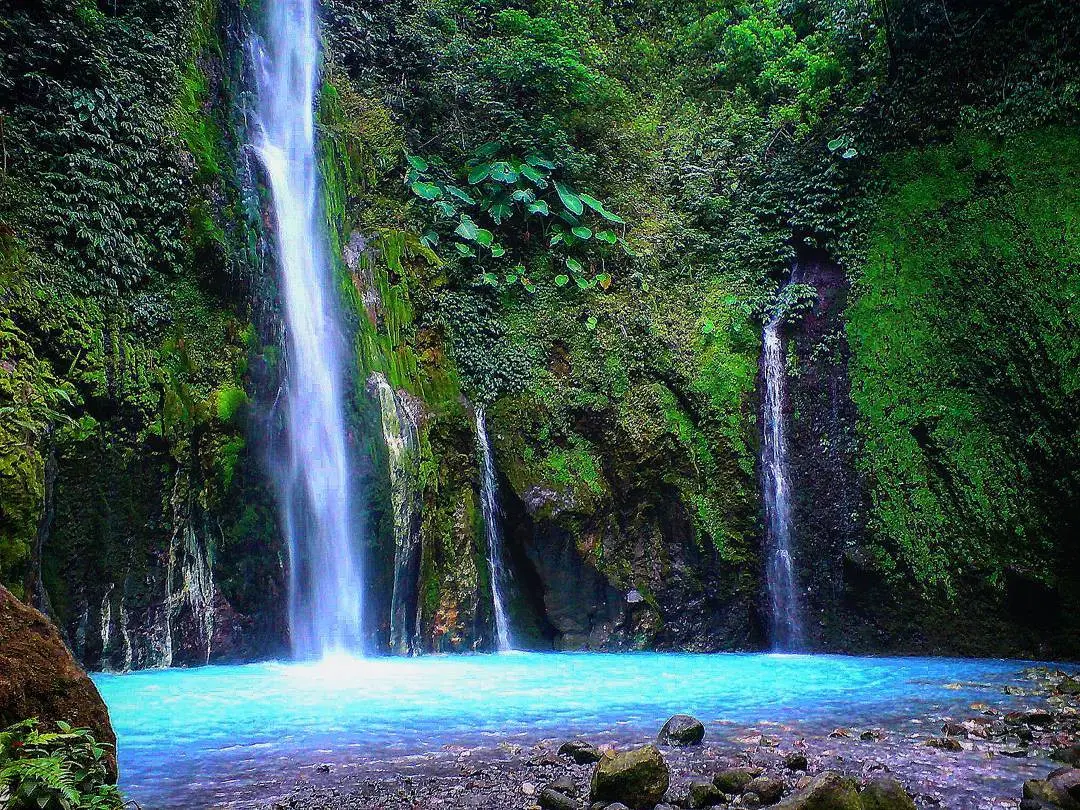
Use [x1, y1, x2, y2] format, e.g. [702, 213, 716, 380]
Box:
[761, 304, 805, 651]
[475, 406, 513, 652]
[251, 0, 364, 657]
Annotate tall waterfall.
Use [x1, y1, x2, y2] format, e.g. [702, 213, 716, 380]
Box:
[475, 407, 513, 652]
[761, 309, 805, 651]
[251, 0, 364, 657]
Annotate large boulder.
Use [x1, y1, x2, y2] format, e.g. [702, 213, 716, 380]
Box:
[590, 745, 670, 809]
[658, 714, 705, 746]
[0, 586, 116, 780]
[774, 772, 861, 810]
[1023, 768, 1080, 809]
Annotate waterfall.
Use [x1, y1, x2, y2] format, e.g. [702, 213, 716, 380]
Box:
[761, 307, 805, 651]
[251, 0, 364, 657]
[475, 406, 513, 652]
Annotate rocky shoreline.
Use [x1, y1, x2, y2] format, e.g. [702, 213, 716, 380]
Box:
[255, 668, 1080, 810]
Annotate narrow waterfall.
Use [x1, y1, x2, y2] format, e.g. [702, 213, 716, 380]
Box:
[761, 308, 805, 651]
[369, 373, 422, 655]
[251, 0, 364, 657]
[475, 406, 513, 652]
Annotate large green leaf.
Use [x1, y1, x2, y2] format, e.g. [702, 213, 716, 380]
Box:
[554, 274, 570, 287]
[489, 202, 512, 224]
[525, 155, 556, 170]
[447, 185, 477, 204]
[474, 228, 494, 247]
[572, 226, 592, 240]
[554, 182, 584, 216]
[566, 256, 583, 273]
[406, 154, 429, 172]
[520, 165, 549, 187]
[455, 216, 478, 240]
[489, 162, 519, 183]
[468, 164, 492, 184]
[595, 229, 617, 244]
[528, 200, 550, 216]
[411, 181, 442, 200]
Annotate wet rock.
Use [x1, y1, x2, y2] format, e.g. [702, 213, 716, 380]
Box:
[602, 805, 631, 810]
[659, 714, 706, 746]
[942, 722, 966, 737]
[785, 752, 809, 772]
[548, 776, 579, 797]
[1023, 768, 1080, 809]
[0, 586, 117, 781]
[684, 776, 724, 808]
[590, 745, 670, 810]
[562, 740, 604, 764]
[859, 729, 884, 741]
[1056, 677, 1080, 696]
[1053, 746, 1080, 767]
[539, 787, 579, 810]
[714, 767, 761, 795]
[924, 737, 962, 751]
[774, 772, 861, 810]
[747, 775, 784, 806]
[858, 777, 917, 810]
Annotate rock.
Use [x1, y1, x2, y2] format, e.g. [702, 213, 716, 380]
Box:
[603, 805, 631, 810]
[714, 767, 761, 794]
[924, 737, 962, 751]
[684, 776, 724, 808]
[942, 722, 966, 737]
[774, 772, 861, 810]
[747, 775, 784, 805]
[0, 586, 117, 781]
[590, 746, 670, 810]
[523, 782, 537, 796]
[1053, 746, 1080, 767]
[655, 805, 679, 810]
[858, 777, 917, 810]
[859, 729, 884, 741]
[658, 714, 706, 746]
[548, 777, 579, 797]
[1023, 769, 1080, 810]
[561, 739, 605, 764]
[785, 752, 809, 772]
[1056, 676, 1080, 696]
[539, 787, 579, 810]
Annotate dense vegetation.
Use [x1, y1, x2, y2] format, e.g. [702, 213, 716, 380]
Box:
[0, 0, 1077, 660]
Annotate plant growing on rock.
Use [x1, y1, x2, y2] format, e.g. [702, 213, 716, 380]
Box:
[404, 144, 631, 293]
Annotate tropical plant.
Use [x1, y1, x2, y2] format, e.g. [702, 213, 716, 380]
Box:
[405, 144, 631, 292]
[0, 720, 122, 810]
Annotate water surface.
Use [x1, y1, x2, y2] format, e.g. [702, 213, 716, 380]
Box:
[95, 652, 1044, 809]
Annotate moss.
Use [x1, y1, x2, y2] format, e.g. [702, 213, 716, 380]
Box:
[848, 127, 1080, 595]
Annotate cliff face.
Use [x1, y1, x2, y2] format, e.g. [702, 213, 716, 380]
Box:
[0, 0, 1078, 666]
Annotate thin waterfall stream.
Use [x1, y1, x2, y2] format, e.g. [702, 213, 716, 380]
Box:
[761, 293, 805, 651]
[251, 0, 364, 657]
[476, 406, 513, 652]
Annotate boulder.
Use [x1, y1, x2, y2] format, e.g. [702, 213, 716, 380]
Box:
[0, 586, 116, 780]
[714, 767, 760, 795]
[561, 739, 605, 764]
[658, 714, 705, 746]
[590, 745, 670, 810]
[858, 777, 917, 810]
[747, 775, 785, 805]
[774, 772, 861, 810]
[1023, 768, 1080, 809]
[539, 787, 579, 810]
[1054, 746, 1080, 767]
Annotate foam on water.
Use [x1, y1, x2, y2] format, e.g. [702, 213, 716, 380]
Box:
[95, 652, 1043, 808]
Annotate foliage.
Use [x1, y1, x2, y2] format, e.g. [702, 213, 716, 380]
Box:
[405, 145, 629, 292]
[0, 720, 122, 810]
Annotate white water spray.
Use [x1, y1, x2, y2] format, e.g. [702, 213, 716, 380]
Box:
[761, 308, 804, 651]
[251, 0, 364, 657]
[476, 406, 513, 652]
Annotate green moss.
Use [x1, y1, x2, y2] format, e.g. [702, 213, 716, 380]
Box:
[848, 128, 1080, 594]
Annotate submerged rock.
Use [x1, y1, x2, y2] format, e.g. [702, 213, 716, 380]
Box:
[683, 776, 723, 808]
[858, 777, 917, 810]
[785, 752, 809, 772]
[658, 714, 706, 746]
[561, 739, 605, 764]
[714, 767, 760, 795]
[774, 772, 861, 810]
[747, 775, 785, 805]
[0, 586, 117, 780]
[539, 786, 579, 810]
[590, 745, 670, 809]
